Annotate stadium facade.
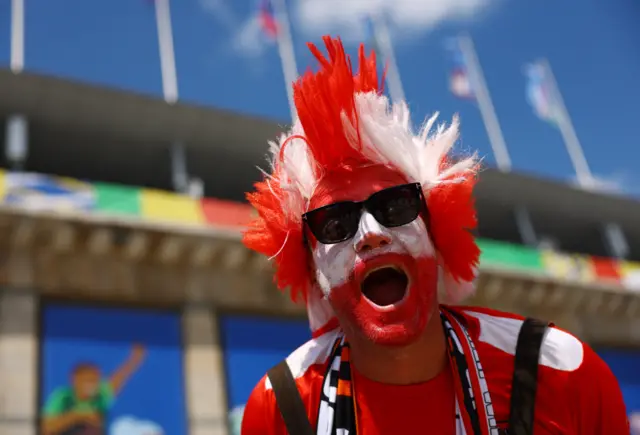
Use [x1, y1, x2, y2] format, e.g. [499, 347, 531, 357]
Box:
[1, 7, 639, 435]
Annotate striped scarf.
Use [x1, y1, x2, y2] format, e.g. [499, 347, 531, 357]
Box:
[315, 307, 500, 435]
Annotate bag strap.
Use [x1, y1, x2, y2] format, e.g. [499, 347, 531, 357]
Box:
[508, 317, 550, 435]
[267, 360, 315, 435]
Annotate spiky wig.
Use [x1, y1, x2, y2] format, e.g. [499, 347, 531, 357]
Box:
[243, 36, 480, 334]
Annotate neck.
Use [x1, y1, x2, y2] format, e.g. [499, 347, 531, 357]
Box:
[347, 308, 447, 385]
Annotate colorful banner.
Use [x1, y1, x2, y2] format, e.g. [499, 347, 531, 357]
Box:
[541, 250, 595, 283]
[477, 239, 544, 272]
[221, 315, 310, 435]
[590, 256, 622, 284]
[140, 189, 204, 224]
[200, 198, 256, 229]
[0, 169, 637, 291]
[5, 172, 95, 212]
[40, 304, 187, 435]
[621, 262, 640, 292]
[93, 182, 141, 216]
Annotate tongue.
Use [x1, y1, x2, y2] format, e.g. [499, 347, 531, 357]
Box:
[362, 268, 408, 307]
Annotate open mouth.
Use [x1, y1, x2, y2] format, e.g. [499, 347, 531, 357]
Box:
[361, 266, 409, 307]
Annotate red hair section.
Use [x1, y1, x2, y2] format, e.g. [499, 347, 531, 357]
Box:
[243, 177, 309, 301]
[293, 35, 384, 175]
[242, 36, 385, 301]
[428, 169, 480, 282]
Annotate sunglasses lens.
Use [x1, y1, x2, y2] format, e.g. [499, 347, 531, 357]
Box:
[306, 203, 361, 244]
[369, 184, 422, 228]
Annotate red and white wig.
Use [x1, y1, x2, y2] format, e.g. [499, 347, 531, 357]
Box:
[243, 36, 480, 336]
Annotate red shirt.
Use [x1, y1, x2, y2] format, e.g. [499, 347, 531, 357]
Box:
[241, 307, 630, 435]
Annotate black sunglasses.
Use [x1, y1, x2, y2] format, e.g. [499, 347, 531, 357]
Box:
[302, 182, 427, 245]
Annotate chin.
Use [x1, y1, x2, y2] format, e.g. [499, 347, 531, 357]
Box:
[329, 253, 439, 347]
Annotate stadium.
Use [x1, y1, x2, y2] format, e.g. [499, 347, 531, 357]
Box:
[0, 1, 639, 435]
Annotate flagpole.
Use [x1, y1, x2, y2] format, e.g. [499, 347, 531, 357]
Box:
[270, 0, 299, 122]
[458, 35, 512, 172]
[540, 58, 594, 188]
[155, 0, 179, 104]
[370, 13, 406, 104]
[10, 0, 24, 73]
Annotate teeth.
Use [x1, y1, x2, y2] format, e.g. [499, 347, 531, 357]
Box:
[363, 265, 403, 280]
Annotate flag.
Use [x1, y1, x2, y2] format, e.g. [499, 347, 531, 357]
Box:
[525, 61, 562, 125]
[446, 39, 475, 100]
[525, 60, 594, 187]
[259, 0, 278, 39]
[443, 35, 512, 171]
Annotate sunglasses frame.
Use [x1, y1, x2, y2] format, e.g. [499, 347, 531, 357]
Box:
[302, 182, 428, 245]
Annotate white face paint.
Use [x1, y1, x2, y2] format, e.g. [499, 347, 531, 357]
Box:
[312, 211, 434, 297]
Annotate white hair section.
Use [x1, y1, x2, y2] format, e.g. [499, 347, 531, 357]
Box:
[306, 286, 336, 332]
[439, 267, 478, 305]
[265, 121, 315, 221]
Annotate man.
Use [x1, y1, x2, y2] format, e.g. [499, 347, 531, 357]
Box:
[241, 36, 629, 434]
[41, 343, 147, 435]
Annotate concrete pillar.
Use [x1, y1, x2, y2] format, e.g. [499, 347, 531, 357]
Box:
[183, 305, 228, 435]
[0, 291, 38, 435]
[513, 205, 537, 247]
[5, 115, 28, 170]
[171, 142, 188, 194]
[602, 222, 629, 259]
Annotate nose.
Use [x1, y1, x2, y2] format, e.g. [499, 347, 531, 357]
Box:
[354, 212, 392, 253]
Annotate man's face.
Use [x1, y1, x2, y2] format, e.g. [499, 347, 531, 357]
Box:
[72, 367, 101, 399]
[307, 165, 439, 346]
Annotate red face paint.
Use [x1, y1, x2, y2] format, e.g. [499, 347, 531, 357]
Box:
[328, 254, 438, 346]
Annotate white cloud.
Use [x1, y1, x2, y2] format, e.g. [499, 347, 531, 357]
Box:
[199, 0, 274, 59]
[232, 14, 274, 58]
[200, 0, 496, 60]
[198, 0, 238, 30]
[110, 416, 164, 435]
[295, 0, 496, 42]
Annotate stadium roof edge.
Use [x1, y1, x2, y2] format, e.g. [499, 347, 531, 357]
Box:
[477, 168, 640, 239]
[0, 68, 286, 158]
[1, 68, 638, 235]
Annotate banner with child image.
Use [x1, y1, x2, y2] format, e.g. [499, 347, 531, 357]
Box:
[221, 315, 310, 435]
[40, 304, 187, 435]
[598, 349, 640, 434]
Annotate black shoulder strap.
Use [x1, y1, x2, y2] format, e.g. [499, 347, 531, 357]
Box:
[508, 317, 549, 435]
[267, 360, 315, 435]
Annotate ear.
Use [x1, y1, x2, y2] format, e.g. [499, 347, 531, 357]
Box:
[306, 282, 337, 335]
[435, 251, 477, 305]
[439, 268, 477, 305]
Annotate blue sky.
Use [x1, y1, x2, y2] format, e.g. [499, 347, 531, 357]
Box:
[0, 0, 638, 197]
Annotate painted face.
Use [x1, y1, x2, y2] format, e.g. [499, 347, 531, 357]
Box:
[307, 165, 439, 346]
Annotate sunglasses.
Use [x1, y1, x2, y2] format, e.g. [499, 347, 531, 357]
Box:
[302, 182, 427, 245]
